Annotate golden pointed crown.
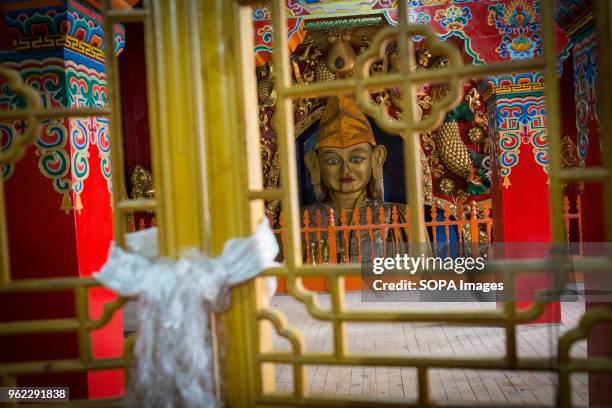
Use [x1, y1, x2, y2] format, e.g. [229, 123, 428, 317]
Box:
[315, 95, 376, 149]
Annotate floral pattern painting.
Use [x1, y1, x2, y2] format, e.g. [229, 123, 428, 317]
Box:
[487, 0, 543, 60]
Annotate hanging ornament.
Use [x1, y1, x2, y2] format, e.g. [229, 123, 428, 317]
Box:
[61, 193, 73, 214]
[74, 193, 83, 215]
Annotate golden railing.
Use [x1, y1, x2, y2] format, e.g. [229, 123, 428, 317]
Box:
[270, 196, 583, 265]
[271, 202, 491, 266]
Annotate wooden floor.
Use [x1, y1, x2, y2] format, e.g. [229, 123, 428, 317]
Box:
[268, 293, 589, 406]
[122, 291, 590, 406]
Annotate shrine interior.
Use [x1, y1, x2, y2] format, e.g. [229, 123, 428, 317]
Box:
[0, 0, 611, 407]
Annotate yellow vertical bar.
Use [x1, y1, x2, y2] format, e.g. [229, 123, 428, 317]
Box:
[142, 0, 167, 256]
[271, 0, 307, 397]
[236, 0, 277, 399]
[543, 7, 575, 406]
[503, 268, 517, 366]
[541, 0, 564, 243]
[193, 0, 273, 405]
[0, 177, 10, 284]
[331, 277, 347, 357]
[147, 0, 204, 253]
[399, 1, 427, 244]
[75, 286, 92, 364]
[186, 0, 211, 254]
[101, 0, 128, 248]
[417, 366, 430, 406]
[272, 0, 302, 267]
[189, 2, 222, 399]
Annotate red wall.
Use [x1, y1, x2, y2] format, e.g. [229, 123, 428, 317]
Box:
[0, 143, 88, 397]
[119, 23, 152, 183]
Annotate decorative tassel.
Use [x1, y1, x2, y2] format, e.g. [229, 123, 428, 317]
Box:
[502, 176, 511, 188]
[75, 194, 83, 215]
[60, 193, 73, 214]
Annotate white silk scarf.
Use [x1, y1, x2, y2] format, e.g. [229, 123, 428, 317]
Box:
[94, 221, 279, 407]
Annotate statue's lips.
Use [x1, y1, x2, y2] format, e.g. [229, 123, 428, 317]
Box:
[339, 176, 355, 183]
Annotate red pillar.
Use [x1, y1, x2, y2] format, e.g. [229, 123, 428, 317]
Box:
[571, 25, 611, 407]
[0, 1, 125, 398]
[486, 82, 561, 323]
[0, 65, 123, 400]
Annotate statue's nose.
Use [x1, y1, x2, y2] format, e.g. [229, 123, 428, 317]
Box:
[340, 161, 348, 174]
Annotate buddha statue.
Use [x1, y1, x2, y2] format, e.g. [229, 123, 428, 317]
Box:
[302, 95, 408, 263]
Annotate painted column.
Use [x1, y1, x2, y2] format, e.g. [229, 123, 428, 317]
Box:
[0, 0, 126, 398]
[571, 26, 603, 240]
[485, 75, 561, 323]
[557, 0, 610, 402]
[572, 26, 611, 408]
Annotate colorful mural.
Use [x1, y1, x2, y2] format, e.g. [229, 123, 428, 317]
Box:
[65, 59, 110, 210]
[4, 1, 125, 55]
[555, 0, 592, 30]
[488, 93, 547, 188]
[253, 18, 305, 66]
[0, 57, 73, 210]
[1, 1, 113, 212]
[253, 0, 568, 66]
[572, 28, 598, 164]
[487, 0, 542, 60]
[0, 124, 16, 180]
[251, 0, 582, 236]
[37, 119, 72, 210]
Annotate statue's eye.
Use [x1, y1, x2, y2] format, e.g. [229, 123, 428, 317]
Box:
[326, 157, 340, 165]
[350, 156, 365, 163]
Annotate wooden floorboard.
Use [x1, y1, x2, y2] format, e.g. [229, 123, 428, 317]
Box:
[267, 292, 589, 405]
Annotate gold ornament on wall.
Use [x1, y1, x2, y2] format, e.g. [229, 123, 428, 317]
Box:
[325, 30, 356, 78]
[421, 132, 445, 178]
[439, 177, 455, 195]
[474, 110, 487, 126]
[464, 87, 482, 112]
[417, 48, 433, 68]
[131, 165, 155, 200]
[468, 126, 485, 143]
[314, 59, 336, 82]
[129, 166, 156, 225]
[434, 121, 472, 179]
[561, 134, 580, 168]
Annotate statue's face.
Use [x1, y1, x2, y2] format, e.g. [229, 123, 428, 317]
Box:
[317, 142, 373, 195]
